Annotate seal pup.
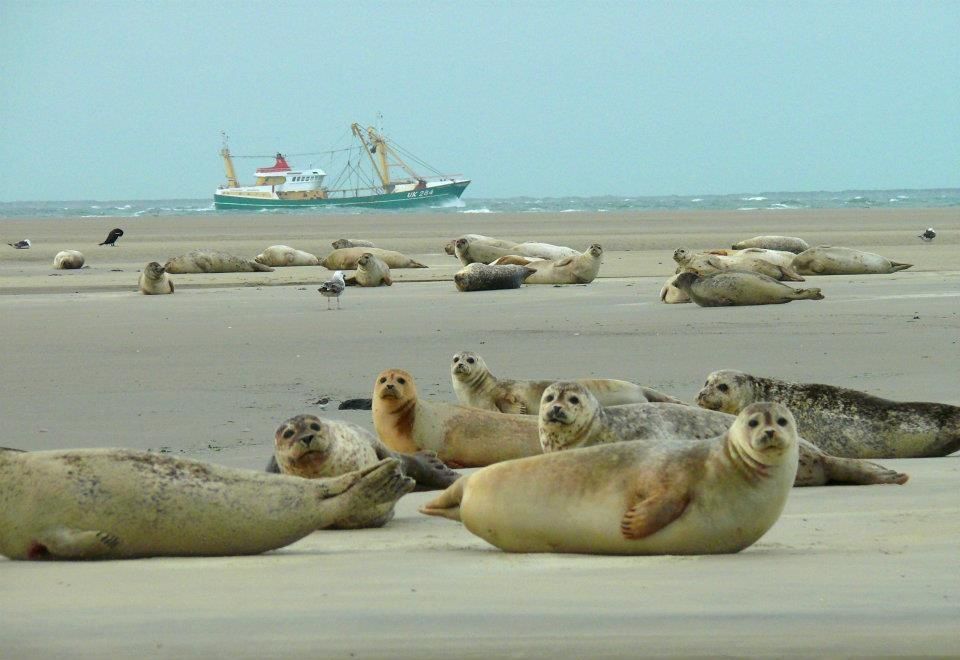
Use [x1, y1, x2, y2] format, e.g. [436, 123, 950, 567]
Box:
[792, 246, 912, 275]
[420, 402, 800, 555]
[0, 447, 413, 560]
[138, 261, 174, 295]
[8, 239, 31, 249]
[372, 369, 541, 467]
[269, 415, 458, 527]
[731, 235, 810, 254]
[523, 243, 603, 284]
[660, 273, 691, 303]
[254, 245, 320, 267]
[918, 228, 936, 242]
[673, 247, 805, 282]
[318, 271, 346, 309]
[672, 271, 823, 306]
[696, 369, 960, 459]
[164, 248, 274, 273]
[53, 250, 85, 269]
[344, 252, 392, 287]
[98, 228, 124, 246]
[332, 239, 375, 249]
[453, 263, 534, 292]
[539, 382, 907, 487]
[321, 247, 426, 270]
[451, 351, 685, 414]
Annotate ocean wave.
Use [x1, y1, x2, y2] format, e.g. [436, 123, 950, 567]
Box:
[462, 208, 495, 214]
[742, 196, 767, 201]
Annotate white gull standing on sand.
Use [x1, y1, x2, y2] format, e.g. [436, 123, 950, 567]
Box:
[318, 271, 346, 309]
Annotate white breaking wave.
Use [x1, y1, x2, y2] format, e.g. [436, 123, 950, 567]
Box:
[742, 196, 767, 201]
[462, 208, 495, 214]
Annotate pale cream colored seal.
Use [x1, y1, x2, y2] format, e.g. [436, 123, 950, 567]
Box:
[254, 245, 320, 267]
[672, 271, 823, 306]
[673, 247, 804, 281]
[53, 250, 84, 269]
[489, 255, 544, 266]
[523, 243, 603, 284]
[0, 447, 413, 560]
[372, 369, 541, 467]
[511, 242, 580, 260]
[538, 382, 907, 486]
[660, 273, 691, 303]
[164, 249, 274, 273]
[345, 252, 392, 287]
[420, 402, 799, 554]
[792, 246, 912, 275]
[731, 235, 810, 254]
[451, 351, 685, 414]
[321, 247, 426, 269]
[696, 369, 960, 458]
[138, 261, 174, 295]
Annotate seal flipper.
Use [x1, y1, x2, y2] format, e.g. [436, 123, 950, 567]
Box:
[33, 526, 121, 560]
[401, 451, 461, 490]
[418, 477, 467, 522]
[620, 491, 690, 540]
[496, 394, 527, 415]
[823, 455, 909, 486]
[343, 275, 358, 286]
[890, 261, 913, 272]
[265, 455, 281, 473]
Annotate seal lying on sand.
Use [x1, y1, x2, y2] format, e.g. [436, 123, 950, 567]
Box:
[53, 250, 84, 269]
[138, 262, 174, 295]
[332, 239, 375, 249]
[696, 369, 960, 458]
[453, 237, 518, 265]
[791, 246, 912, 275]
[453, 263, 534, 292]
[0, 447, 413, 560]
[321, 247, 426, 270]
[673, 248, 805, 282]
[660, 273, 691, 303]
[254, 245, 320, 267]
[538, 382, 907, 486]
[672, 271, 823, 306]
[731, 235, 810, 254]
[345, 252, 392, 287]
[372, 369, 541, 467]
[450, 351, 685, 414]
[420, 403, 799, 555]
[268, 415, 458, 526]
[164, 249, 274, 273]
[445, 234, 517, 256]
[523, 243, 603, 284]
[511, 242, 580, 260]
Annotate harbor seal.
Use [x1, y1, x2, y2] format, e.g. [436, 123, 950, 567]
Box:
[696, 369, 960, 458]
[538, 382, 907, 486]
[672, 271, 823, 306]
[489, 255, 544, 266]
[254, 245, 320, 267]
[731, 235, 810, 254]
[453, 237, 518, 265]
[420, 402, 799, 555]
[451, 351, 685, 414]
[164, 248, 274, 273]
[453, 263, 534, 292]
[523, 243, 603, 284]
[268, 415, 457, 527]
[332, 239, 375, 249]
[791, 246, 912, 275]
[372, 368, 541, 467]
[445, 234, 517, 256]
[321, 247, 426, 269]
[512, 242, 581, 260]
[137, 262, 174, 295]
[673, 247, 805, 282]
[345, 252, 393, 287]
[52, 250, 84, 269]
[0, 447, 413, 560]
[660, 273, 691, 303]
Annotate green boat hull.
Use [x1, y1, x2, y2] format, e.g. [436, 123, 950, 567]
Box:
[214, 181, 470, 210]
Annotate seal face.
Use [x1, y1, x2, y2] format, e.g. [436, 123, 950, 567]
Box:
[138, 261, 174, 295]
[352, 252, 393, 286]
[672, 271, 823, 306]
[420, 403, 800, 555]
[696, 369, 960, 458]
[52, 250, 84, 269]
[0, 448, 414, 560]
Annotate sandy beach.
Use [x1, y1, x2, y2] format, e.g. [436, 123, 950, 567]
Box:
[1, 208, 958, 658]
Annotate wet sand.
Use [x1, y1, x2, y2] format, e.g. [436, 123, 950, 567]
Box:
[1, 208, 958, 657]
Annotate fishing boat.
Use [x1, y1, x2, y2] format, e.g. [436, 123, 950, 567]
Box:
[214, 124, 470, 210]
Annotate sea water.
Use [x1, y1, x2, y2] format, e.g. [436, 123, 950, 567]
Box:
[1, 189, 957, 218]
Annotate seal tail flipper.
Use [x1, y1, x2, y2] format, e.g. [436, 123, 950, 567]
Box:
[398, 451, 461, 491]
[794, 287, 824, 301]
[383, 273, 393, 286]
[890, 262, 913, 272]
[621, 492, 690, 540]
[778, 266, 806, 282]
[251, 262, 275, 272]
[419, 477, 468, 521]
[640, 387, 688, 405]
[409, 259, 428, 268]
[31, 526, 122, 560]
[824, 456, 909, 485]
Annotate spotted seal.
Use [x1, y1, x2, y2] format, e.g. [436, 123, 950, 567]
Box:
[332, 239, 375, 250]
[731, 235, 810, 254]
[696, 369, 960, 458]
[164, 249, 274, 273]
[672, 271, 823, 306]
[673, 247, 804, 282]
[453, 263, 534, 292]
[137, 261, 174, 295]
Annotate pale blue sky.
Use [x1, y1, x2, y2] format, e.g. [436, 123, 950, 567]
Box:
[1, 0, 957, 201]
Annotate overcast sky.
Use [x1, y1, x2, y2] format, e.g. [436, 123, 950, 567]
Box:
[1, 1, 957, 201]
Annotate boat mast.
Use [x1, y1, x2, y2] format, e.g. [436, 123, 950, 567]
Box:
[220, 132, 239, 188]
[352, 123, 389, 189]
[351, 122, 424, 189]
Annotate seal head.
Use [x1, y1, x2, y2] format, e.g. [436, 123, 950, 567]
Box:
[696, 370, 755, 414]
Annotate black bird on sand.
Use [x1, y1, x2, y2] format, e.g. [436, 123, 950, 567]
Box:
[99, 228, 124, 246]
[918, 228, 936, 242]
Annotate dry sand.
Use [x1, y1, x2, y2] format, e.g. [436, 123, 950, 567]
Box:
[1, 209, 958, 657]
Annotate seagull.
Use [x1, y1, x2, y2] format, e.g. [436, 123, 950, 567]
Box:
[918, 228, 936, 242]
[7, 239, 31, 249]
[99, 228, 124, 246]
[317, 271, 346, 309]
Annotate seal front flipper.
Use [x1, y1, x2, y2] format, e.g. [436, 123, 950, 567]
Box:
[31, 526, 121, 560]
[620, 489, 690, 540]
[496, 393, 527, 415]
[403, 451, 461, 490]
